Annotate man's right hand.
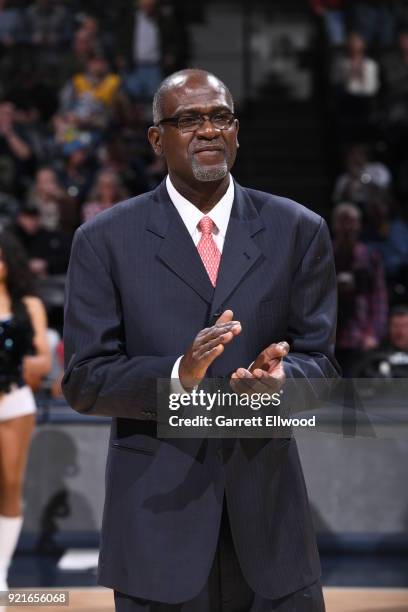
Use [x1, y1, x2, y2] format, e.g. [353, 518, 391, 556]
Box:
[179, 310, 241, 391]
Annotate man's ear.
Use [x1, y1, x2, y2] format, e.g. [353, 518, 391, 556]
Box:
[235, 118, 240, 148]
[148, 126, 163, 156]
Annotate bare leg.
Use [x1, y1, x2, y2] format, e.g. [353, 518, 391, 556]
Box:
[0, 414, 35, 589]
[0, 413, 35, 516]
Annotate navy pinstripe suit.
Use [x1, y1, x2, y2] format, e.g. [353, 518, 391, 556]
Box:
[62, 179, 338, 605]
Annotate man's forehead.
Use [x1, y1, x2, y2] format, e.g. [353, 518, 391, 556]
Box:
[162, 74, 232, 114]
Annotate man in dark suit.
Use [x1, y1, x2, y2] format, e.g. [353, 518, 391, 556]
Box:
[62, 68, 338, 611]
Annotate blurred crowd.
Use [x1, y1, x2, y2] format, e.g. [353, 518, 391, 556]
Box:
[0, 0, 189, 242]
[0, 0, 190, 397]
[0, 0, 407, 397]
[311, 0, 408, 376]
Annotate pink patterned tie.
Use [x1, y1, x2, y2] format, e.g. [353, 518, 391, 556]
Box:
[197, 216, 221, 286]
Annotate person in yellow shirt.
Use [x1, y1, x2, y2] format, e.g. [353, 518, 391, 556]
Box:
[60, 51, 121, 129]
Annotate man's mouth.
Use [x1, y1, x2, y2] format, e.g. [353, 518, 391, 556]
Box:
[192, 145, 225, 154]
[192, 148, 225, 160]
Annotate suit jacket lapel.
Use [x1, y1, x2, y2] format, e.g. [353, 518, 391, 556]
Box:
[211, 182, 265, 315]
[146, 180, 214, 304]
[146, 180, 265, 310]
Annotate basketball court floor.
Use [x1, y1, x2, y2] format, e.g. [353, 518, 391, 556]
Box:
[3, 588, 408, 611]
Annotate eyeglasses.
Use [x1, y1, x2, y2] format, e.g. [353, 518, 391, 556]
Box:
[156, 110, 235, 133]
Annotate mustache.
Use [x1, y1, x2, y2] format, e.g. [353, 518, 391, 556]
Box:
[190, 142, 226, 154]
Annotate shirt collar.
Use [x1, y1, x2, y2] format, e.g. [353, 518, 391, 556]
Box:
[165, 174, 234, 238]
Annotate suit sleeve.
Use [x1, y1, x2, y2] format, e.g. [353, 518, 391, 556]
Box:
[284, 217, 340, 380]
[61, 226, 176, 419]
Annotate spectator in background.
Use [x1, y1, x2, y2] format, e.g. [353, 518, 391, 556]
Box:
[388, 306, 408, 352]
[81, 169, 127, 222]
[334, 32, 380, 96]
[73, 24, 98, 60]
[77, 14, 100, 43]
[354, 305, 408, 377]
[333, 143, 392, 205]
[367, 306, 408, 378]
[363, 192, 408, 288]
[120, 0, 189, 100]
[59, 51, 121, 130]
[331, 32, 380, 139]
[0, 0, 24, 48]
[332, 203, 388, 376]
[12, 206, 71, 277]
[27, 166, 78, 234]
[0, 191, 18, 228]
[310, 0, 347, 47]
[5, 60, 58, 124]
[99, 133, 151, 196]
[382, 29, 408, 115]
[57, 139, 96, 207]
[3, 61, 59, 165]
[349, 0, 395, 48]
[59, 27, 101, 85]
[0, 0, 25, 85]
[78, 13, 115, 62]
[0, 101, 34, 199]
[26, 0, 72, 50]
[396, 1, 408, 31]
[102, 98, 165, 194]
[381, 29, 408, 161]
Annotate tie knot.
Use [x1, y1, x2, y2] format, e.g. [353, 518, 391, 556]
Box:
[198, 216, 215, 235]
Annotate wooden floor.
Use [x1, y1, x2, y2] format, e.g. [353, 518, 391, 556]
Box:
[4, 588, 408, 611]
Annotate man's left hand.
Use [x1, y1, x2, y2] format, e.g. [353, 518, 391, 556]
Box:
[230, 341, 289, 395]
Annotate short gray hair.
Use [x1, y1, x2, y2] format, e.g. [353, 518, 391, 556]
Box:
[152, 68, 234, 125]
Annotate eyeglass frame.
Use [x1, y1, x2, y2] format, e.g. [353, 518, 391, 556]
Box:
[155, 109, 236, 133]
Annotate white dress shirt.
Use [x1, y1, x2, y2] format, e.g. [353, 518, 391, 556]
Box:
[165, 174, 234, 250]
[165, 174, 235, 388]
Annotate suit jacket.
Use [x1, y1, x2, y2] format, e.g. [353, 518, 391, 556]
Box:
[62, 179, 338, 604]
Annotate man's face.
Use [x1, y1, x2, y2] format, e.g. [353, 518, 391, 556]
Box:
[389, 315, 408, 351]
[333, 210, 361, 245]
[149, 74, 239, 187]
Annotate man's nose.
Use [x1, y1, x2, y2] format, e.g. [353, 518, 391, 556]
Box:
[196, 118, 219, 138]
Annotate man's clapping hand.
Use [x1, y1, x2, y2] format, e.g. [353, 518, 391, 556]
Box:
[179, 310, 241, 391]
[230, 341, 290, 395]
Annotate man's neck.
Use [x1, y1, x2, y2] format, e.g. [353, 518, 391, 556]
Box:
[168, 172, 230, 214]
